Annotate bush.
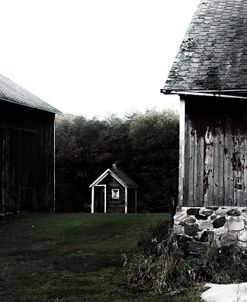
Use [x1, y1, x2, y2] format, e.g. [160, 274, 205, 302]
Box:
[124, 222, 247, 294]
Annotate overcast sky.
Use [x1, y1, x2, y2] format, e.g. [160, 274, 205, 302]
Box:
[0, 0, 200, 118]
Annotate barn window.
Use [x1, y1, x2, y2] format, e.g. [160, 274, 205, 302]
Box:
[112, 189, 119, 199]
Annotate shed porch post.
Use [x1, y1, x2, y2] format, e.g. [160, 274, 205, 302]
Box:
[125, 187, 128, 214]
[91, 186, 94, 214]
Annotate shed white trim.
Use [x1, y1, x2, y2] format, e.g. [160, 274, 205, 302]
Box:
[89, 168, 128, 189]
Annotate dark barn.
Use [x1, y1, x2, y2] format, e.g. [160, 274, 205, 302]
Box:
[162, 0, 247, 252]
[0, 74, 60, 214]
[90, 165, 138, 214]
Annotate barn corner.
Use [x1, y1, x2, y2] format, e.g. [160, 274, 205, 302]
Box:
[162, 0, 247, 254]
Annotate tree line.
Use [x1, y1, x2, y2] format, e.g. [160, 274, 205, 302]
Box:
[55, 110, 179, 212]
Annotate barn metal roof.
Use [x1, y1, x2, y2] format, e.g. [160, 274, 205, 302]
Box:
[0, 74, 60, 113]
[163, 0, 247, 94]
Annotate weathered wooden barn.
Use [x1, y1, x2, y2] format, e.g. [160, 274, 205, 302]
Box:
[162, 0, 247, 252]
[89, 165, 138, 213]
[0, 74, 60, 214]
[162, 0, 247, 208]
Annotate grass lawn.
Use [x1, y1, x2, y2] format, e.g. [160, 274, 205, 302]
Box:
[0, 213, 202, 302]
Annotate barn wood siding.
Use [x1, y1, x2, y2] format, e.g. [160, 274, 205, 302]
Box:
[0, 101, 55, 212]
[183, 96, 247, 207]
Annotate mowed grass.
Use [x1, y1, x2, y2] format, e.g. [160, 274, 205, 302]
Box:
[0, 213, 202, 302]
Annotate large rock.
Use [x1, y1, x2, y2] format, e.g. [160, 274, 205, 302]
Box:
[184, 216, 196, 224]
[238, 229, 247, 242]
[227, 218, 244, 231]
[201, 209, 214, 216]
[184, 223, 199, 237]
[226, 208, 241, 216]
[187, 208, 200, 216]
[213, 217, 226, 228]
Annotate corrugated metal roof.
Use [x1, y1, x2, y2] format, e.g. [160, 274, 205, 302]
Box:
[163, 0, 247, 92]
[0, 74, 60, 113]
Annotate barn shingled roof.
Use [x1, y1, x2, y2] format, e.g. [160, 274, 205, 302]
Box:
[163, 0, 247, 93]
[0, 74, 60, 113]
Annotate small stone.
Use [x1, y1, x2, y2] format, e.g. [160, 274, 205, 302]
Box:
[187, 208, 200, 216]
[226, 208, 241, 216]
[184, 224, 199, 237]
[221, 233, 237, 248]
[184, 216, 196, 224]
[242, 208, 247, 213]
[213, 216, 226, 228]
[185, 241, 208, 256]
[228, 218, 244, 231]
[195, 214, 208, 220]
[201, 209, 213, 216]
[238, 229, 247, 242]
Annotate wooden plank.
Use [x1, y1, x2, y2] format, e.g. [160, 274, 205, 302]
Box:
[196, 136, 204, 206]
[178, 97, 185, 206]
[204, 127, 214, 206]
[188, 120, 195, 206]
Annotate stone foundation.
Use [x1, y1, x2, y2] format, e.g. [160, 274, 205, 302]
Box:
[173, 207, 247, 255]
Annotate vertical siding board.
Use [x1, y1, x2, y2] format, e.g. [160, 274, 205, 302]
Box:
[188, 120, 195, 206]
[196, 136, 204, 206]
[204, 128, 214, 206]
[184, 115, 190, 206]
[243, 138, 247, 205]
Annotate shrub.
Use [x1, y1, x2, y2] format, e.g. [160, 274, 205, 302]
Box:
[124, 221, 247, 294]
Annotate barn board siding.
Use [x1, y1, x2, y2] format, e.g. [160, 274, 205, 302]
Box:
[0, 101, 55, 212]
[183, 95, 247, 207]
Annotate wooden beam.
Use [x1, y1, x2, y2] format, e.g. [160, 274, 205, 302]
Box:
[125, 187, 128, 214]
[91, 186, 94, 214]
[178, 96, 185, 206]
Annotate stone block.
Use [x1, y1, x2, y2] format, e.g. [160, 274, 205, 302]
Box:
[187, 208, 200, 216]
[213, 216, 226, 228]
[238, 229, 247, 242]
[221, 233, 237, 248]
[227, 217, 244, 231]
[226, 208, 241, 216]
[201, 209, 213, 216]
[184, 223, 199, 237]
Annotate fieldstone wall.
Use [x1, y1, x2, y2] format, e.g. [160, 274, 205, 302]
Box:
[173, 207, 247, 255]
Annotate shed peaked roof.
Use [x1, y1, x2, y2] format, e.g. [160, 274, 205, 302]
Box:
[89, 168, 138, 189]
[163, 0, 247, 94]
[0, 74, 60, 113]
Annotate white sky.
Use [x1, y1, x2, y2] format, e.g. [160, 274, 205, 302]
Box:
[0, 0, 200, 118]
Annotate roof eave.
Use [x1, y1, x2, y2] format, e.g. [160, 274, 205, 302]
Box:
[160, 89, 247, 100]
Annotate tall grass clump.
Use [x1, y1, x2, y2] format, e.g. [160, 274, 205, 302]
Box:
[124, 220, 247, 294]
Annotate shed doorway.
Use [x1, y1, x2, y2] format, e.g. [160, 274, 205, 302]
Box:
[94, 185, 106, 213]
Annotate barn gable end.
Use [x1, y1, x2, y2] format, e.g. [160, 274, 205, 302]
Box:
[0, 75, 59, 214]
